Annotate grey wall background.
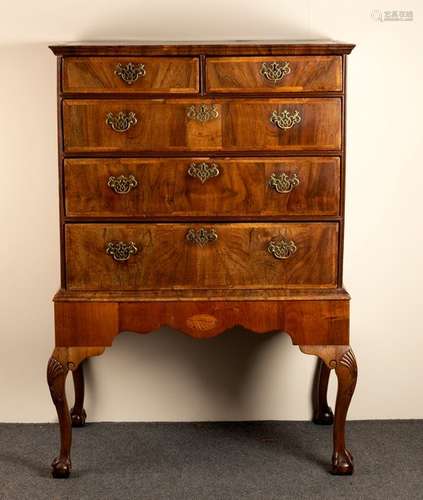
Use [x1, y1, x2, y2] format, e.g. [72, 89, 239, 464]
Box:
[0, 0, 422, 422]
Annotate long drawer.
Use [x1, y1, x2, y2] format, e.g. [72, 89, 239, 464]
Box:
[62, 98, 341, 153]
[64, 157, 340, 218]
[65, 223, 338, 290]
[206, 56, 342, 93]
[62, 57, 200, 94]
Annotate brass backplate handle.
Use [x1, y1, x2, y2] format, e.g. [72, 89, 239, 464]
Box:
[115, 62, 146, 84]
[105, 241, 138, 261]
[106, 111, 137, 132]
[186, 104, 219, 122]
[186, 228, 218, 246]
[269, 172, 300, 193]
[267, 238, 297, 259]
[260, 61, 291, 82]
[187, 162, 220, 183]
[107, 174, 138, 194]
[270, 110, 301, 131]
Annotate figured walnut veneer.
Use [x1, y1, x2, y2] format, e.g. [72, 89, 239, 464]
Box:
[63, 57, 199, 94]
[206, 56, 343, 93]
[65, 222, 338, 290]
[63, 98, 341, 153]
[48, 40, 356, 479]
[64, 157, 341, 218]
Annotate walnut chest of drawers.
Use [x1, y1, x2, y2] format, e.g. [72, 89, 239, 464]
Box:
[47, 40, 357, 479]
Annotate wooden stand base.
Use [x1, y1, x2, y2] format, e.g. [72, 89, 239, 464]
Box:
[48, 290, 357, 478]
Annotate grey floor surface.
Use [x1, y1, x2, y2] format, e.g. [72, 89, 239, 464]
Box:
[0, 420, 422, 500]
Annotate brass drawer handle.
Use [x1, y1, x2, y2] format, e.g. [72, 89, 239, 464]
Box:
[186, 228, 218, 246]
[106, 111, 137, 132]
[107, 174, 138, 194]
[106, 241, 138, 261]
[269, 172, 300, 193]
[187, 162, 220, 183]
[270, 110, 301, 131]
[186, 104, 219, 122]
[260, 61, 291, 82]
[268, 238, 297, 259]
[115, 62, 146, 84]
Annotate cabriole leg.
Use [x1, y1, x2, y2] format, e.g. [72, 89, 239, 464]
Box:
[332, 348, 357, 475]
[47, 352, 71, 478]
[71, 362, 86, 427]
[47, 347, 105, 478]
[313, 358, 334, 425]
[300, 345, 358, 475]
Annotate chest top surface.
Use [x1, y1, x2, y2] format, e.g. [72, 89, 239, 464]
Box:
[50, 39, 355, 55]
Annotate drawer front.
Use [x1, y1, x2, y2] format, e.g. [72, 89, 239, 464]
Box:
[65, 223, 338, 290]
[206, 56, 342, 93]
[63, 98, 341, 152]
[64, 157, 340, 218]
[62, 57, 200, 93]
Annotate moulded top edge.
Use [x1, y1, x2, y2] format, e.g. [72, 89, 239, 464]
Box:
[49, 40, 355, 56]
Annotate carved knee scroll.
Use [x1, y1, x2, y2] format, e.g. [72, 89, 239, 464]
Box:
[299, 345, 352, 369]
[51, 347, 106, 371]
[47, 347, 105, 478]
[47, 356, 68, 406]
[299, 345, 357, 475]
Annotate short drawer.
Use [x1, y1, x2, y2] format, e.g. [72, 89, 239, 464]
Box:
[63, 98, 341, 152]
[206, 56, 342, 93]
[65, 223, 338, 290]
[64, 157, 340, 218]
[62, 57, 199, 93]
